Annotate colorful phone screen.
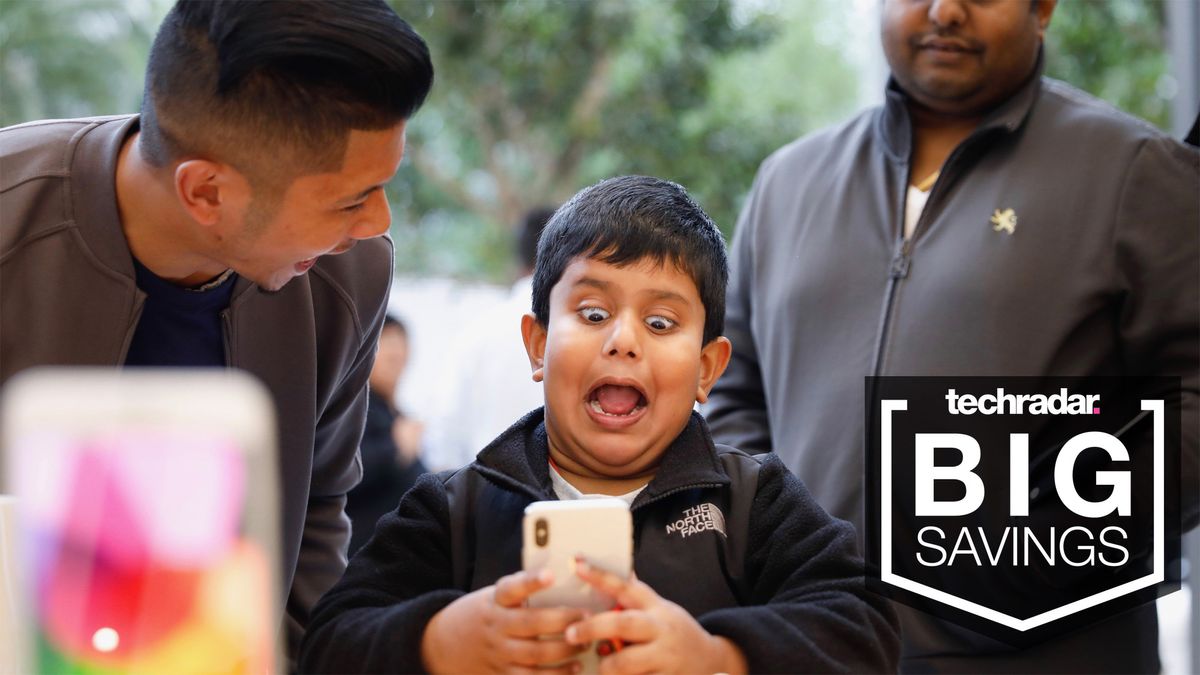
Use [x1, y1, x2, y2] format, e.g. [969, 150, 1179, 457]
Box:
[1, 370, 279, 674]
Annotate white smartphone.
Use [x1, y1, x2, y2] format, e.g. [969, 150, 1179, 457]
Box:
[0, 368, 281, 674]
[521, 498, 633, 612]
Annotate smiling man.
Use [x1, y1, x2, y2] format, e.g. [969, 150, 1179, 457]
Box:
[706, 0, 1198, 672]
[0, 0, 432, 663]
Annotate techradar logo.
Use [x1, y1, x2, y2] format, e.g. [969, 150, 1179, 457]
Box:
[865, 377, 1182, 645]
[945, 388, 1100, 416]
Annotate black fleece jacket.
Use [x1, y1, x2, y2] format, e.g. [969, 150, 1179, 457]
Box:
[300, 410, 900, 673]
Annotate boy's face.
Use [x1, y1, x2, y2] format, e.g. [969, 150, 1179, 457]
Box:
[522, 256, 731, 479]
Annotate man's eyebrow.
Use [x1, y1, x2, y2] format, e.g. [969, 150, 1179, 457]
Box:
[340, 184, 385, 204]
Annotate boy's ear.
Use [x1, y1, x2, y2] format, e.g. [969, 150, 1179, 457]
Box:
[520, 313, 547, 383]
[695, 336, 732, 405]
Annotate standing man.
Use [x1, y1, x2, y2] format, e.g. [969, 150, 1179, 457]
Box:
[706, 0, 1198, 671]
[0, 0, 433, 662]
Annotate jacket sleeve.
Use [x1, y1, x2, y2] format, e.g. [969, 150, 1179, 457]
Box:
[286, 241, 395, 661]
[698, 454, 900, 673]
[300, 472, 465, 673]
[1113, 137, 1199, 531]
[702, 165, 773, 453]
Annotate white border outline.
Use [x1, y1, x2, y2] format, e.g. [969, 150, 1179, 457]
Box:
[880, 399, 1165, 632]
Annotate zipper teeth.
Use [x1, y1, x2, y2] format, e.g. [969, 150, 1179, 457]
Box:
[874, 136, 968, 376]
[632, 482, 723, 512]
[872, 276, 901, 377]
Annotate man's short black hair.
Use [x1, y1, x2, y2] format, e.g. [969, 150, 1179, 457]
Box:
[531, 176, 728, 345]
[139, 0, 433, 189]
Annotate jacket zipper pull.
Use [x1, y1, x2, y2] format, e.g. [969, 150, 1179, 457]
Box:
[889, 251, 911, 279]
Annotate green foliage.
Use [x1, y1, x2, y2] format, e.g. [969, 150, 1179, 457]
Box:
[389, 0, 863, 281]
[0, 0, 162, 127]
[1044, 0, 1170, 129]
[0, 0, 1176, 282]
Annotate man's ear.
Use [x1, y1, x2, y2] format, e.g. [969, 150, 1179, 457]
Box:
[520, 313, 547, 383]
[174, 159, 247, 228]
[1034, 0, 1057, 37]
[695, 336, 732, 404]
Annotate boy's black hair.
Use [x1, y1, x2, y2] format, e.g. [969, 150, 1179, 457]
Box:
[139, 0, 433, 189]
[531, 176, 727, 345]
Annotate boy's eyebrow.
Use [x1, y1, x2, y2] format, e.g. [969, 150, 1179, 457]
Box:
[573, 277, 689, 305]
[573, 277, 611, 291]
[644, 289, 689, 304]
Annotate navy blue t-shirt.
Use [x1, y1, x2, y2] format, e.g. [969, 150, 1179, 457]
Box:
[124, 259, 238, 367]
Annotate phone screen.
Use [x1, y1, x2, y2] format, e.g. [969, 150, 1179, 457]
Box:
[1, 370, 278, 673]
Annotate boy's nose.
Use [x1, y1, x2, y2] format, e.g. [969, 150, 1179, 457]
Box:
[603, 318, 640, 359]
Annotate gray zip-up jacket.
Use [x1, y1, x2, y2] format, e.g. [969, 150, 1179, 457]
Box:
[705, 67, 1199, 673]
[0, 115, 393, 661]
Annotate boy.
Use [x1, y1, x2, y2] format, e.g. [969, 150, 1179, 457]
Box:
[300, 176, 900, 673]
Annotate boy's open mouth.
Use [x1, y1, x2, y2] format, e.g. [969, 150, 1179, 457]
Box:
[587, 383, 648, 417]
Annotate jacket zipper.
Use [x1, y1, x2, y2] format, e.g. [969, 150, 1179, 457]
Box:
[221, 310, 234, 366]
[871, 239, 910, 377]
[117, 294, 148, 364]
[870, 139, 972, 378]
[631, 482, 724, 513]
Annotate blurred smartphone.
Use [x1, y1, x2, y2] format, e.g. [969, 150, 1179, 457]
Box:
[0, 368, 281, 674]
[521, 499, 632, 612]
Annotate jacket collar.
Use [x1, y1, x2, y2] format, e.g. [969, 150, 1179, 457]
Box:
[71, 115, 141, 279]
[472, 408, 732, 509]
[877, 48, 1045, 162]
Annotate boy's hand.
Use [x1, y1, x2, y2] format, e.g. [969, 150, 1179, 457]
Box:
[421, 569, 588, 674]
[564, 559, 748, 675]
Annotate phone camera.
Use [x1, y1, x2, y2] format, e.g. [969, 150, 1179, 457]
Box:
[534, 518, 549, 547]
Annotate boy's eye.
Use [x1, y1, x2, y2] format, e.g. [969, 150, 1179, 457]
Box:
[579, 307, 610, 323]
[645, 315, 676, 331]
[342, 202, 367, 213]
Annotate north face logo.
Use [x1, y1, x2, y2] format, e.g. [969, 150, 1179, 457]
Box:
[666, 503, 726, 539]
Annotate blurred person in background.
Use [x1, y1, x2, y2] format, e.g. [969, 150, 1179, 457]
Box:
[0, 0, 432, 663]
[425, 206, 556, 471]
[705, 0, 1198, 672]
[346, 315, 427, 555]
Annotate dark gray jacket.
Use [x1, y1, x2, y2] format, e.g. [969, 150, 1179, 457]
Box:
[705, 68, 1199, 673]
[0, 115, 393, 660]
[301, 410, 901, 673]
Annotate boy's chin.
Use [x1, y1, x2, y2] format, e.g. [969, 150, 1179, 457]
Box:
[577, 440, 668, 476]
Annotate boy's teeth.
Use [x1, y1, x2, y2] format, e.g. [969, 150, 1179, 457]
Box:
[589, 399, 643, 417]
[593, 384, 642, 415]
